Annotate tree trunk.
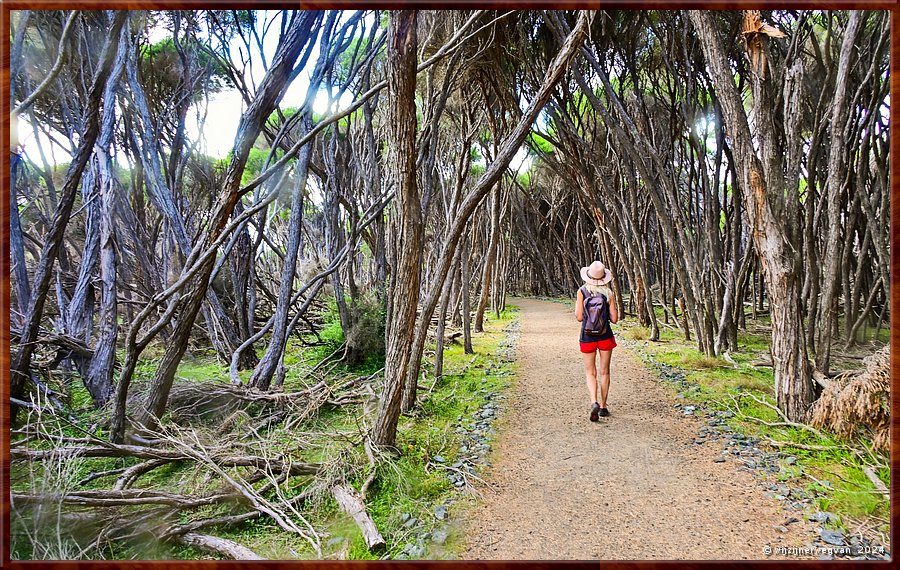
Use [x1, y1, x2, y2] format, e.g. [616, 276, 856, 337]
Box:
[433, 249, 461, 383]
[691, 10, 815, 420]
[461, 234, 474, 355]
[474, 185, 501, 332]
[815, 11, 865, 375]
[228, 201, 259, 370]
[10, 152, 31, 326]
[373, 10, 421, 449]
[249, 117, 314, 391]
[86, 148, 119, 409]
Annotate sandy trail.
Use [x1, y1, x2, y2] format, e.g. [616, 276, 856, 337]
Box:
[462, 298, 815, 560]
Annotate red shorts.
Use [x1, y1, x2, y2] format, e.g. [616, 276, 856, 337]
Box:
[580, 337, 617, 353]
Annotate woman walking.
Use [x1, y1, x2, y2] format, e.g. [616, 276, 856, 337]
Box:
[575, 261, 619, 421]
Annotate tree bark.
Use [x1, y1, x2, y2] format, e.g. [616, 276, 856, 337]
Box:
[691, 10, 815, 420]
[815, 11, 865, 375]
[373, 10, 421, 449]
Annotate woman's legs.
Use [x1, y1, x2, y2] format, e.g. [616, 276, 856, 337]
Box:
[582, 350, 598, 405]
[597, 349, 613, 408]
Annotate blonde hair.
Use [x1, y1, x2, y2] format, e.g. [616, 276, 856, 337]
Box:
[582, 284, 612, 298]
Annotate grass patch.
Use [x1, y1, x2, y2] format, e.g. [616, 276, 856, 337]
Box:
[357, 304, 518, 559]
[176, 358, 230, 383]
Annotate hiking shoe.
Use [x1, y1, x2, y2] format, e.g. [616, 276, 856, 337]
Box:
[590, 403, 601, 422]
[598, 407, 610, 417]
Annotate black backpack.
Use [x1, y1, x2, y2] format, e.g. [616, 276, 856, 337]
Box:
[581, 286, 610, 336]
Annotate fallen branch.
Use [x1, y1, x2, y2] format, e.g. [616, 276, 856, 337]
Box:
[176, 532, 264, 560]
[728, 393, 830, 440]
[332, 484, 385, 551]
[77, 465, 131, 486]
[13, 489, 237, 508]
[114, 458, 172, 490]
[862, 467, 890, 501]
[761, 437, 853, 452]
[11, 444, 319, 476]
[10, 396, 60, 416]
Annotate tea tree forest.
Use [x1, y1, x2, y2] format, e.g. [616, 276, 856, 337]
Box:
[8, 9, 890, 560]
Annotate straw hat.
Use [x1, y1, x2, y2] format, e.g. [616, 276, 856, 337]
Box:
[580, 260, 613, 286]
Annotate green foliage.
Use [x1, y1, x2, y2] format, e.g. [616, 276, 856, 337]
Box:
[345, 291, 387, 368]
[229, 146, 286, 186]
[309, 299, 347, 359]
[515, 169, 531, 187]
[526, 132, 556, 154]
[265, 106, 300, 130]
[305, 291, 386, 375]
[175, 358, 230, 383]
[139, 37, 228, 95]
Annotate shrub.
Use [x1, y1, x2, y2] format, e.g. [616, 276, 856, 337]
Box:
[346, 291, 386, 360]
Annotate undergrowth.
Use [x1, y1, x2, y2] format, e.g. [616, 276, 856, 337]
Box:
[12, 302, 519, 561]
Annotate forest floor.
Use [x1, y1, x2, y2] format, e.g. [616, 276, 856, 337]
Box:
[461, 298, 820, 560]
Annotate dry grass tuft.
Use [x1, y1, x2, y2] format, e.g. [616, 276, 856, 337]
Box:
[624, 326, 650, 341]
[682, 354, 722, 369]
[811, 346, 890, 452]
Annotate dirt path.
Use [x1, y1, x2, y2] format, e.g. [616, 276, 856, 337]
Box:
[462, 298, 815, 560]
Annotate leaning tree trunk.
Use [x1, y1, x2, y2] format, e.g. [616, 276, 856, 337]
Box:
[372, 10, 422, 449]
[249, 117, 314, 392]
[136, 14, 319, 432]
[81, 23, 129, 407]
[691, 10, 815, 421]
[10, 11, 128, 420]
[434, 248, 462, 382]
[10, 152, 31, 324]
